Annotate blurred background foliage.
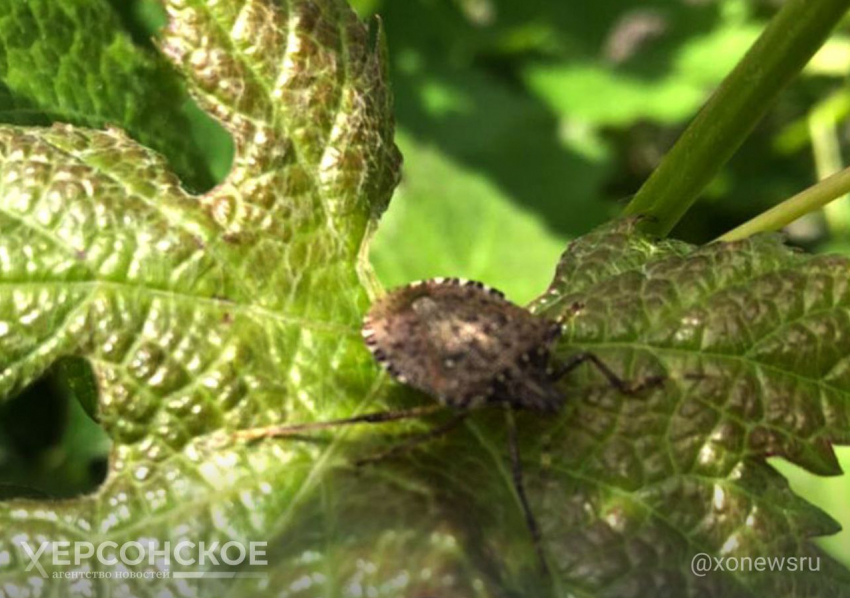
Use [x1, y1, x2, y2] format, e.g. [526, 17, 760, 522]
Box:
[364, 0, 850, 300]
[4, 0, 850, 569]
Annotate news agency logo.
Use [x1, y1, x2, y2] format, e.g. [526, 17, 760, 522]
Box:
[18, 540, 269, 580]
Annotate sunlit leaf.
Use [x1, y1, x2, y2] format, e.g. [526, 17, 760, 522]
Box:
[1, 1, 850, 597]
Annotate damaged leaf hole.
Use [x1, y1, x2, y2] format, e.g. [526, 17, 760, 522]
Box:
[237, 277, 662, 571]
[0, 357, 110, 500]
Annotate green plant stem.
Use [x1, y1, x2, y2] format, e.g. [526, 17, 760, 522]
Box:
[718, 165, 850, 241]
[809, 109, 850, 236]
[624, 0, 850, 236]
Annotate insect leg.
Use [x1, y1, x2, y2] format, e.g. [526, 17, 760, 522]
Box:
[504, 403, 548, 574]
[355, 410, 471, 466]
[549, 352, 663, 394]
[233, 404, 446, 442]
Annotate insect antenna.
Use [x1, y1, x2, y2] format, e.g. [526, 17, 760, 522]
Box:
[549, 351, 631, 390]
[550, 351, 665, 394]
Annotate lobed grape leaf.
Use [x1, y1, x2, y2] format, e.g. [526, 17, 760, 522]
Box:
[1, 1, 850, 598]
[0, 0, 219, 191]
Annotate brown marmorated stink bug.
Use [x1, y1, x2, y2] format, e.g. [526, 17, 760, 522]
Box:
[236, 277, 655, 571]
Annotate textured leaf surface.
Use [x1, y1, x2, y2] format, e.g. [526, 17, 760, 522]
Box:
[524, 220, 850, 596]
[0, 0, 216, 190]
[0, 0, 444, 595]
[2, 1, 850, 597]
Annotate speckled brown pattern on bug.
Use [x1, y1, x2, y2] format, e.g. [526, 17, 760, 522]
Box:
[362, 278, 563, 411]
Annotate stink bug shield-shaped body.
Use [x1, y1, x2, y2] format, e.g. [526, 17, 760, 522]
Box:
[362, 278, 564, 411]
[235, 277, 643, 573]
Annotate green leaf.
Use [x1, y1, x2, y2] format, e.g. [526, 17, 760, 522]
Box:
[524, 219, 850, 596]
[524, 62, 707, 127]
[381, 0, 617, 238]
[370, 131, 569, 304]
[522, 18, 764, 127]
[2, 1, 850, 597]
[0, 0, 219, 191]
[0, 0, 457, 594]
